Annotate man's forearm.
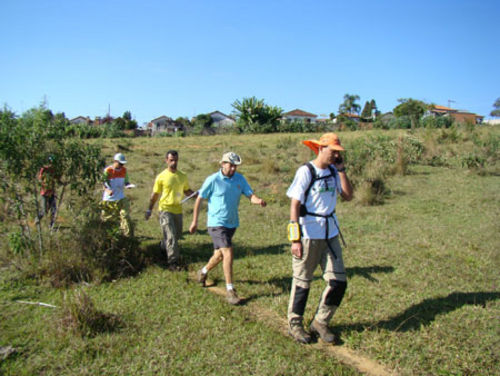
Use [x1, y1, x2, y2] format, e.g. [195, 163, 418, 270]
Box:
[148, 193, 159, 210]
[192, 196, 202, 223]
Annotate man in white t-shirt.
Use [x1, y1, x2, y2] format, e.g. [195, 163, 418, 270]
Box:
[286, 133, 353, 344]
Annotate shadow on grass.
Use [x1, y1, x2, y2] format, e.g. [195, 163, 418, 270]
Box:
[141, 238, 287, 269]
[241, 265, 395, 302]
[347, 265, 395, 282]
[338, 291, 500, 334]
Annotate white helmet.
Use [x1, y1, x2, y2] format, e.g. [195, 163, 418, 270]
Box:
[114, 153, 127, 164]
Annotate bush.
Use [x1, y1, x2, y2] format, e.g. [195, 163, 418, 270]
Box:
[277, 120, 328, 133]
[2, 197, 143, 287]
[60, 288, 124, 337]
[421, 116, 453, 129]
[387, 116, 412, 129]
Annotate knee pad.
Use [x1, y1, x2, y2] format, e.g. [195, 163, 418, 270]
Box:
[292, 285, 310, 316]
[325, 279, 347, 306]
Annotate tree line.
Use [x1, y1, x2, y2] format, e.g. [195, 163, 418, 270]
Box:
[2, 95, 498, 139]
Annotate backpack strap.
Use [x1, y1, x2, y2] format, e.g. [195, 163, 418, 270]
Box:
[303, 162, 316, 205]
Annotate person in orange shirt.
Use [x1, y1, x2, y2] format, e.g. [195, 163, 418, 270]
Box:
[37, 155, 58, 228]
[101, 153, 134, 237]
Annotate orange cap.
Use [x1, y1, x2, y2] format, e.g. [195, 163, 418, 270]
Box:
[302, 133, 345, 155]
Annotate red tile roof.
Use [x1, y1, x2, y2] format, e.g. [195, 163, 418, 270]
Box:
[282, 109, 317, 118]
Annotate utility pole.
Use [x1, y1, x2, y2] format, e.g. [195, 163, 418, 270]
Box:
[447, 99, 456, 109]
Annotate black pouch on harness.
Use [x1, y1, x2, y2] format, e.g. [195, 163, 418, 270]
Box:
[299, 204, 308, 217]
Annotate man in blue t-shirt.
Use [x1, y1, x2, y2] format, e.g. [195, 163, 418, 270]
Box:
[189, 152, 266, 305]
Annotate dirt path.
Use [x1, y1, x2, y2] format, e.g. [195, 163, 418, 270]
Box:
[200, 282, 395, 376]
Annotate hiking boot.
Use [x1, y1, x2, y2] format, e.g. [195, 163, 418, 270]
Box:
[167, 263, 182, 272]
[288, 317, 311, 344]
[197, 269, 207, 287]
[226, 289, 241, 305]
[309, 319, 335, 343]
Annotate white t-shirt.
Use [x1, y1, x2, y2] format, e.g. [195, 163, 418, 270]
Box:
[286, 162, 342, 239]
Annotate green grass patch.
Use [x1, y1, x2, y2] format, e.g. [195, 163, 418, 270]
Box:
[1, 127, 499, 375]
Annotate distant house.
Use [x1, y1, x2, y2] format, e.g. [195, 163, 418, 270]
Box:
[94, 116, 114, 126]
[148, 115, 183, 135]
[427, 105, 483, 125]
[282, 109, 318, 123]
[209, 111, 235, 127]
[69, 116, 92, 125]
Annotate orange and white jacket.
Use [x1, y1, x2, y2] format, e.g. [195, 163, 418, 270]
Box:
[102, 165, 129, 202]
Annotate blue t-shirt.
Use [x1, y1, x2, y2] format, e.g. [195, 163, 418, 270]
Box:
[199, 170, 253, 228]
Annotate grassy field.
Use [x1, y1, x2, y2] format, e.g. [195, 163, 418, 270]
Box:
[1, 128, 499, 375]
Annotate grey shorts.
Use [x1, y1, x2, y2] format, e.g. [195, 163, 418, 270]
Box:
[208, 226, 236, 249]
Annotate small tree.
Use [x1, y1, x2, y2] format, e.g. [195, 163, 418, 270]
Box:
[191, 114, 214, 135]
[0, 105, 105, 255]
[361, 101, 372, 119]
[175, 116, 191, 129]
[490, 98, 500, 117]
[393, 98, 428, 129]
[338, 94, 361, 115]
[114, 111, 137, 131]
[370, 99, 380, 117]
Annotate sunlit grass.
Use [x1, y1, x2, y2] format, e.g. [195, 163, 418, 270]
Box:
[1, 127, 499, 375]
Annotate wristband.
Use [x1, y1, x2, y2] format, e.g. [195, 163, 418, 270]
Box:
[337, 167, 346, 172]
[287, 221, 300, 242]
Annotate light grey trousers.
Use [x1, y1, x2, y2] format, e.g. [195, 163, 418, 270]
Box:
[159, 211, 183, 264]
[288, 236, 347, 325]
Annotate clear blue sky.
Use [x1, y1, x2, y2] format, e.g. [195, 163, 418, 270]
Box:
[1, 0, 499, 125]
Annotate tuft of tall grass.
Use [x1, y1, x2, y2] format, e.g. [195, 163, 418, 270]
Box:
[262, 159, 281, 174]
[354, 158, 390, 206]
[60, 288, 123, 337]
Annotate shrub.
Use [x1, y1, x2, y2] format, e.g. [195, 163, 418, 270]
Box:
[0, 106, 105, 257]
[60, 289, 124, 337]
[356, 179, 389, 206]
[421, 116, 453, 129]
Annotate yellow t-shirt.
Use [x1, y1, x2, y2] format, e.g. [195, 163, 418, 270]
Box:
[153, 169, 190, 214]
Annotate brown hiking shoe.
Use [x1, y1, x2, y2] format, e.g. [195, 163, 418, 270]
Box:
[226, 289, 241, 305]
[288, 317, 311, 344]
[197, 269, 207, 287]
[309, 319, 335, 343]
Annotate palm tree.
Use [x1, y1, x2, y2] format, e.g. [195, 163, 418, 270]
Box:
[231, 97, 283, 133]
[338, 94, 361, 115]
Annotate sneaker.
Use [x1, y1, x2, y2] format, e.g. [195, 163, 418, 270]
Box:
[197, 269, 207, 287]
[309, 319, 335, 343]
[288, 317, 311, 344]
[226, 289, 241, 305]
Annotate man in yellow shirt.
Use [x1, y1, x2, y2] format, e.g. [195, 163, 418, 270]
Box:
[145, 150, 197, 270]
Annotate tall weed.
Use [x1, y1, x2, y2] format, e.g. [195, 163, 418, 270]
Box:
[60, 288, 123, 337]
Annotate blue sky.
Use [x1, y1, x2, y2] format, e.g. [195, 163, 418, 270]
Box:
[1, 0, 499, 125]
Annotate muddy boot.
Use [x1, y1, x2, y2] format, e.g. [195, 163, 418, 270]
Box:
[309, 319, 335, 343]
[288, 317, 311, 344]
